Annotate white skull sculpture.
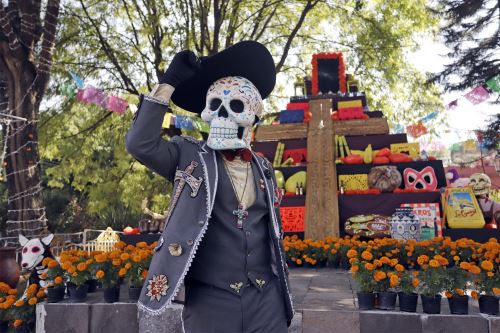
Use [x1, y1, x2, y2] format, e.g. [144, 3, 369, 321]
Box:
[201, 76, 262, 150]
[469, 173, 492, 196]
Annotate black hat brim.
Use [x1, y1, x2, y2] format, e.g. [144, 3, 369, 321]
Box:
[171, 41, 276, 113]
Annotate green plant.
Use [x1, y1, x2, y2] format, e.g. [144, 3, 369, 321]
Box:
[398, 270, 420, 295]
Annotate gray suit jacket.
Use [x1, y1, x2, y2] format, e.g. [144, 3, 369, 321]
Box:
[125, 97, 294, 323]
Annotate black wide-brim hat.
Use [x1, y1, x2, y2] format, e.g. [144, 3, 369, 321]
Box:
[171, 41, 276, 113]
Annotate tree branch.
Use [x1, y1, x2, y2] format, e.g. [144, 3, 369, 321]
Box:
[0, 3, 22, 57]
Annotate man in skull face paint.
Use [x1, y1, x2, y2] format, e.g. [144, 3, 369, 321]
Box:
[126, 41, 293, 333]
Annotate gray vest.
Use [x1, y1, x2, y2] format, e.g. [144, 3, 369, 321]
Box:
[186, 154, 275, 295]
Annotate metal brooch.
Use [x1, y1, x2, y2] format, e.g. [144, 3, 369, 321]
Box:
[256, 279, 266, 288]
[259, 179, 266, 191]
[229, 282, 244, 293]
[168, 243, 182, 256]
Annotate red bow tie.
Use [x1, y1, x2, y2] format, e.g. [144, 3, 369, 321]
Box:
[220, 149, 253, 162]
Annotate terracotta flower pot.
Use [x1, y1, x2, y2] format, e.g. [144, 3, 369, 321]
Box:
[128, 287, 142, 302]
[448, 295, 468, 315]
[398, 292, 418, 312]
[479, 295, 499, 315]
[103, 287, 120, 303]
[357, 292, 375, 310]
[378, 291, 397, 310]
[0, 247, 20, 288]
[421, 294, 441, 314]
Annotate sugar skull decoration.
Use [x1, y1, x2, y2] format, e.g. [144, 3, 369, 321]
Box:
[201, 76, 262, 150]
[469, 173, 491, 197]
[403, 166, 437, 191]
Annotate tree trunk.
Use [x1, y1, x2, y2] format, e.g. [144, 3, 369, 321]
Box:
[0, 0, 60, 241]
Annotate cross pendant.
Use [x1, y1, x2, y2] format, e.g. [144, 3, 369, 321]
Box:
[232, 203, 248, 229]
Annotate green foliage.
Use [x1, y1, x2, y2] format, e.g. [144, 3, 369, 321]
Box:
[34, 0, 445, 232]
[39, 101, 172, 230]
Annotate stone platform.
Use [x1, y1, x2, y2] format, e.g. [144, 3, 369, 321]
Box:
[36, 268, 500, 333]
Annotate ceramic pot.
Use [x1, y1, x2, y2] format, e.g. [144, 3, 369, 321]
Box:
[47, 286, 65, 303]
[128, 287, 142, 302]
[479, 295, 499, 315]
[421, 294, 441, 314]
[0, 247, 20, 288]
[448, 295, 468, 315]
[357, 292, 375, 310]
[0, 321, 8, 333]
[390, 208, 421, 241]
[68, 284, 88, 302]
[398, 292, 418, 312]
[378, 291, 397, 310]
[104, 287, 120, 303]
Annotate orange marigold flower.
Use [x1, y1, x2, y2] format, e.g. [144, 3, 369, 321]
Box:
[141, 269, 148, 279]
[77, 263, 87, 271]
[373, 259, 382, 267]
[120, 253, 130, 261]
[453, 256, 460, 261]
[389, 275, 399, 288]
[364, 263, 375, 271]
[132, 255, 142, 263]
[469, 265, 481, 275]
[95, 254, 107, 263]
[459, 262, 471, 270]
[296, 259, 302, 265]
[395, 264, 405, 272]
[13, 319, 23, 328]
[136, 241, 148, 248]
[115, 241, 126, 250]
[351, 265, 359, 273]
[374, 271, 387, 281]
[54, 276, 63, 285]
[412, 278, 420, 288]
[480, 261, 494, 271]
[28, 297, 37, 305]
[429, 259, 440, 268]
[125, 263, 132, 269]
[445, 291, 452, 299]
[471, 291, 479, 300]
[493, 288, 500, 295]
[7, 289, 17, 295]
[112, 259, 122, 266]
[96, 270, 105, 279]
[487, 272, 494, 277]
[390, 259, 398, 267]
[346, 249, 358, 259]
[47, 260, 58, 269]
[417, 255, 429, 266]
[119, 268, 127, 277]
[361, 251, 373, 261]
[380, 256, 391, 264]
[15, 299, 24, 307]
[455, 289, 465, 296]
[36, 290, 46, 298]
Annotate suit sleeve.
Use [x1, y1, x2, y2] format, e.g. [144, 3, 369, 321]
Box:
[125, 96, 180, 182]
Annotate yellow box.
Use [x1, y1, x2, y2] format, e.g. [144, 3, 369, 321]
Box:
[444, 188, 485, 229]
[390, 143, 420, 159]
[339, 174, 368, 191]
[338, 100, 362, 109]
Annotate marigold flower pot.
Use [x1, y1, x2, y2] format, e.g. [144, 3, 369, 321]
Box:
[128, 287, 142, 302]
[421, 294, 441, 314]
[103, 287, 120, 303]
[340, 258, 350, 270]
[326, 258, 340, 268]
[0, 320, 8, 333]
[398, 292, 418, 312]
[85, 279, 98, 293]
[378, 291, 397, 310]
[47, 286, 65, 303]
[448, 295, 468, 315]
[357, 292, 375, 310]
[479, 295, 499, 315]
[68, 284, 88, 302]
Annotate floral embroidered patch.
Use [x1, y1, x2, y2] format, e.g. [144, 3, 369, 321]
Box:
[146, 274, 169, 301]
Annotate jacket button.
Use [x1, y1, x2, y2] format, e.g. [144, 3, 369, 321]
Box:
[187, 240, 194, 246]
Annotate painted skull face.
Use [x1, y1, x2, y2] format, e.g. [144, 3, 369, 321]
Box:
[201, 76, 262, 150]
[403, 166, 438, 191]
[19, 234, 53, 272]
[469, 173, 491, 196]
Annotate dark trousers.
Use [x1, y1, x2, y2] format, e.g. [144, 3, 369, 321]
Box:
[182, 278, 288, 333]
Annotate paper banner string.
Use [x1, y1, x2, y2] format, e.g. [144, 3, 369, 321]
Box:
[175, 115, 194, 131]
[464, 86, 490, 105]
[486, 74, 500, 93]
[162, 113, 172, 129]
[406, 122, 427, 138]
[69, 71, 85, 89]
[161, 112, 209, 133]
[76, 86, 128, 115]
[420, 111, 438, 123]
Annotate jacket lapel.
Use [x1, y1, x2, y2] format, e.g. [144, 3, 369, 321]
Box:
[199, 142, 218, 212]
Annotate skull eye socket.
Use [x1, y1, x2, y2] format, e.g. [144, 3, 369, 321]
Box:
[209, 98, 222, 111]
[230, 99, 244, 113]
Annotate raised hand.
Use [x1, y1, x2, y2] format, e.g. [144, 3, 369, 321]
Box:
[160, 50, 201, 87]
